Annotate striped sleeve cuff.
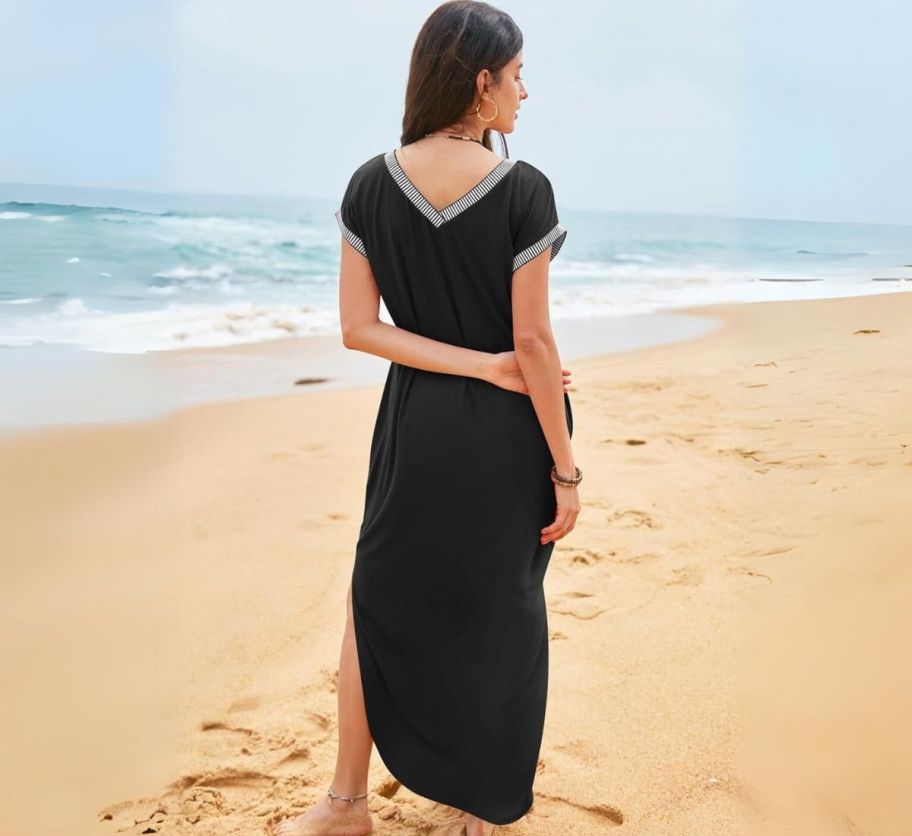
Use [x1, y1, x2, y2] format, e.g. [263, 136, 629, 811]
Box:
[334, 209, 368, 258]
[512, 223, 567, 272]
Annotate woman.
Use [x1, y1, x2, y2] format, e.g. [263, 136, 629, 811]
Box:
[275, 2, 579, 834]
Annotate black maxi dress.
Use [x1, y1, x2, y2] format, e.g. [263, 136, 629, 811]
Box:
[334, 147, 572, 825]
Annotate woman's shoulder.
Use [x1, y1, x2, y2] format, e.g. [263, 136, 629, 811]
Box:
[512, 158, 543, 175]
[336, 153, 387, 205]
[512, 158, 555, 186]
[508, 159, 558, 207]
[346, 150, 388, 184]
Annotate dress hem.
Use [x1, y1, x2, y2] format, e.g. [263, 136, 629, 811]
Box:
[350, 570, 536, 826]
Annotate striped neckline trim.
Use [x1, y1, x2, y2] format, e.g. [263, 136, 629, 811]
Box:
[384, 148, 516, 228]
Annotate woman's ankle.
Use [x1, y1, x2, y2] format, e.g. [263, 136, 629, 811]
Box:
[325, 789, 369, 815]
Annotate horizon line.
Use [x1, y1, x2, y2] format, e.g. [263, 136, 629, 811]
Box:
[1, 179, 910, 230]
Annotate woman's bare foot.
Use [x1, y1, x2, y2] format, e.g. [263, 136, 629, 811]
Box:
[273, 792, 373, 836]
[462, 810, 497, 836]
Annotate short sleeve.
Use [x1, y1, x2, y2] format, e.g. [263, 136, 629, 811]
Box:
[511, 166, 568, 272]
[334, 173, 368, 259]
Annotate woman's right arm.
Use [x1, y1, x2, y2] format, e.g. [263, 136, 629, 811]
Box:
[338, 237, 572, 392]
[512, 247, 580, 545]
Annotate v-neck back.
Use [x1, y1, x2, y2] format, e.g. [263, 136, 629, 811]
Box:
[384, 148, 517, 228]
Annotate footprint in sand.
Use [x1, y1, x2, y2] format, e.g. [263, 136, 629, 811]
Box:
[200, 720, 255, 733]
[719, 447, 762, 462]
[227, 695, 261, 713]
[613, 551, 661, 565]
[552, 550, 665, 621]
[560, 546, 662, 568]
[739, 544, 794, 559]
[297, 517, 328, 532]
[616, 377, 673, 392]
[199, 720, 305, 764]
[606, 508, 661, 529]
[542, 744, 626, 824]
[548, 590, 607, 620]
[582, 498, 611, 510]
[98, 798, 177, 830]
[273, 746, 312, 775]
[562, 547, 612, 567]
[177, 786, 229, 822]
[268, 450, 296, 463]
[195, 721, 260, 760]
[553, 736, 602, 764]
[299, 442, 328, 453]
[726, 566, 773, 587]
[284, 709, 334, 739]
[175, 766, 275, 790]
[587, 802, 626, 826]
[535, 792, 625, 828]
[668, 432, 699, 444]
[319, 666, 340, 693]
[665, 564, 705, 587]
[168, 768, 277, 812]
[268, 444, 329, 464]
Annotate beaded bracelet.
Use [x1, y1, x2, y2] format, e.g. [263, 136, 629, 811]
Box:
[550, 464, 582, 487]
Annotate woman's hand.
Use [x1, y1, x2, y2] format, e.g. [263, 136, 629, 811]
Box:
[541, 483, 580, 545]
[484, 350, 572, 395]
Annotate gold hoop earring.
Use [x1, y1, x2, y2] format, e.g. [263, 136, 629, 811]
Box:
[474, 95, 499, 123]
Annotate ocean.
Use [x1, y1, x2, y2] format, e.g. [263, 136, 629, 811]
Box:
[1, 182, 910, 355]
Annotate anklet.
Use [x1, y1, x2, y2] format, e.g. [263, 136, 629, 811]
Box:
[327, 787, 368, 805]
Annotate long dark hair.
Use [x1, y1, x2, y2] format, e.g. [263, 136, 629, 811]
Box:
[401, 1, 522, 157]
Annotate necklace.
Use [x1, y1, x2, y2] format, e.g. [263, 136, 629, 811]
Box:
[423, 131, 483, 144]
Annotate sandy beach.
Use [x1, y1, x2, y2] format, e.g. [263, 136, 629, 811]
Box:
[2, 291, 910, 836]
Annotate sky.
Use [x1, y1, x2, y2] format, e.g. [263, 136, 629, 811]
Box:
[0, 0, 909, 225]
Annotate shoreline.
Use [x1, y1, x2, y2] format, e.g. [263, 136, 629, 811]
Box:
[0, 308, 721, 434]
[2, 291, 910, 835]
[4, 279, 912, 433]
